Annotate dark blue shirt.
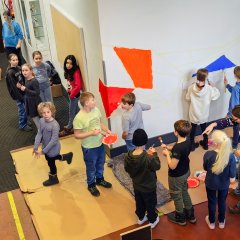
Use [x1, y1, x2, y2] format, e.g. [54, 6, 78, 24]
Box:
[203, 151, 236, 190]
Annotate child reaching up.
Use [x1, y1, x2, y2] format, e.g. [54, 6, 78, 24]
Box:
[17, 64, 42, 129]
[162, 120, 196, 225]
[186, 68, 220, 151]
[203, 130, 236, 229]
[124, 129, 161, 229]
[224, 66, 240, 149]
[121, 92, 151, 151]
[33, 102, 73, 186]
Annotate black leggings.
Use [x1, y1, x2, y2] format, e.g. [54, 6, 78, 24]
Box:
[190, 122, 207, 142]
[45, 154, 62, 175]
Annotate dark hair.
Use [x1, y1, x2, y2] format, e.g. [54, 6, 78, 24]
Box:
[174, 120, 192, 137]
[232, 105, 240, 118]
[63, 55, 79, 81]
[196, 68, 208, 82]
[234, 66, 240, 80]
[121, 92, 136, 105]
[32, 50, 42, 59]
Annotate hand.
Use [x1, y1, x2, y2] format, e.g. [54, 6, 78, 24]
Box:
[32, 150, 41, 159]
[224, 76, 228, 86]
[202, 123, 215, 135]
[162, 148, 169, 156]
[16, 82, 22, 88]
[122, 132, 128, 140]
[20, 85, 26, 91]
[161, 143, 167, 149]
[106, 129, 112, 135]
[147, 146, 156, 155]
[16, 44, 21, 49]
[92, 129, 101, 136]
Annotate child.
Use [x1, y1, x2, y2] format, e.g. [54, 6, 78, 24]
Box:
[32, 51, 53, 102]
[73, 92, 112, 197]
[186, 68, 220, 151]
[5, 53, 32, 131]
[203, 130, 236, 229]
[224, 66, 240, 149]
[121, 92, 151, 151]
[33, 102, 73, 186]
[124, 129, 161, 229]
[60, 55, 84, 137]
[17, 64, 42, 129]
[162, 120, 195, 225]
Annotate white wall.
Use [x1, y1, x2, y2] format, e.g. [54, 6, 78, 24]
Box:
[98, 0, 240, 147]
[48, 0, 106, 123]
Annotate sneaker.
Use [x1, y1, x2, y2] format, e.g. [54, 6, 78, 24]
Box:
[137, 215, 148, 225]
[205, 216, 215, 229]
[168, 212, 186, 226]
[21, 125, 33, 132]
[229, 205, 240, 214]
[150, 216, 159, 229]
[59, 128, 74, 137]
[219, 220, 225, 229]
[88, 186, 100, 197]
[96, 179, 112, 188]
[62, 152, 73, 164]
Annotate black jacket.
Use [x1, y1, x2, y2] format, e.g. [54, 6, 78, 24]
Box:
[124, 150, 161, 192]
[6, 66, 25, 101]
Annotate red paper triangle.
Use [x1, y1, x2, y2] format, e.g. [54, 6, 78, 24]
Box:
[114, 47, 153, 89]
[99, 79, 134, 118]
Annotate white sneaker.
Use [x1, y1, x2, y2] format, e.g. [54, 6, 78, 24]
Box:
[205, 216, 215, 230]
[137, 215, 148, 225]
[150, 216, 159, 229]
[219, 220, 225, 229]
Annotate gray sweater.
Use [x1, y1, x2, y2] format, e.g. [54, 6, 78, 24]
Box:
[34, 118, 61, 157]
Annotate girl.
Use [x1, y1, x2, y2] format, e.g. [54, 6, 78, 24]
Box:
[33, 102, 73, 186]
[32, 51, 53, 102]
[203, 130, 236, 230]
[60, 55, 84, 137]
[17, 64, 42, 129]
[5, 54, 32, 131]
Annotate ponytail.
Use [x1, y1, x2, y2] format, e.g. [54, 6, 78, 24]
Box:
[211, 130, 232, 175]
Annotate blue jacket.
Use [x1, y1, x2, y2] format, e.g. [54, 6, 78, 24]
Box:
[203, 151, 236, 190]
[2, 20, 23, 47]
[226, 82, 240, 117]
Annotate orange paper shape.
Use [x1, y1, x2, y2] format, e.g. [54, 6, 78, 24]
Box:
[114, 47, 153, 89]
[102, 134, 118, 145]
[99, 79, 134, 118]
[187, 178, 200, 188]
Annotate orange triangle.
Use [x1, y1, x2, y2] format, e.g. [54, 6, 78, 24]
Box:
[114, 47, 153, 89]
[99, 79, 134, 118]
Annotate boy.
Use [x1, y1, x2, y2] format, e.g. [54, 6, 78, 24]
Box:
[121, 92, 151, 151]
[186, 68, 220, 151]
[73, 92, 112, 197]
[124, 129, 160, 229]
[161, 120, 196, 225]
[224, 66, 240, 149]
[33, 102, 73, 186]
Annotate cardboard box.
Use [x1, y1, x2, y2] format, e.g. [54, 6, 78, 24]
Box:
[51, 84, 63, 97]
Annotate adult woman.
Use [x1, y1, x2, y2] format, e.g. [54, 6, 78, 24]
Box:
[2, 11, 24, 65]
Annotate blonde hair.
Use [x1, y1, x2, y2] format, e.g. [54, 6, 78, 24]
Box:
[211, 130, 232, 175]
[80, 92, 94, 107]
[37, 102, 56, 117]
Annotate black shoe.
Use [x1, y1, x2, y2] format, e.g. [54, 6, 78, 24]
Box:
[190, 142, 199, 152]
[96, 179, 112, 188]
[62, 152, 73, 164]
[200, 140, 208, 150]
[21, 125, 33, 132]
[184, 207, 196, 224]
[168, 212, 186, 226]
[43, 174, 59, 186]
[88, 186, 100, 197]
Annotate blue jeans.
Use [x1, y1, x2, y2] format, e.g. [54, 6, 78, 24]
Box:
[66, 97, 79, 129]
[125, 139, 136, 151]
[82, 144, 105, 186]
[206, 187, 228, 223]
[40, 86, 53, 102]
[16, 100, 27, 129]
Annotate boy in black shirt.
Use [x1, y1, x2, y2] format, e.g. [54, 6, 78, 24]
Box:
[162, 120, 196, 225]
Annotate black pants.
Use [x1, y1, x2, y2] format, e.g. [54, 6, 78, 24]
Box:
[5, 47, 25, 66]
[190, 122, 207, 143]
[45, 154, 62, 175]
[134, 189, 158, 223]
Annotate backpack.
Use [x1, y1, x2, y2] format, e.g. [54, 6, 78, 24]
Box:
[45, 60, 62, 85]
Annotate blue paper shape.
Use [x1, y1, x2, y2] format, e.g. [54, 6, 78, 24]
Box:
[192, 55, 236, 77]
